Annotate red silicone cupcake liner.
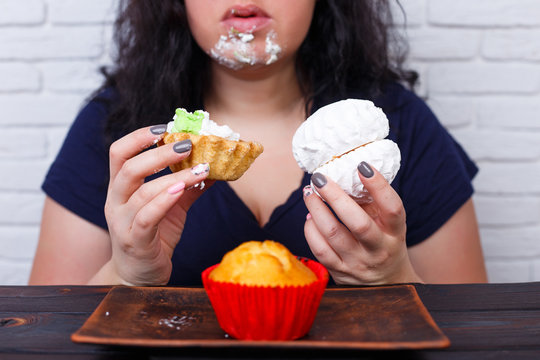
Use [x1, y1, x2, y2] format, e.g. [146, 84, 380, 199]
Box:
[202, 259, 329, 341]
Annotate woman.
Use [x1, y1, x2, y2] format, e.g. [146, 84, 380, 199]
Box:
[29, 0, 487, 286]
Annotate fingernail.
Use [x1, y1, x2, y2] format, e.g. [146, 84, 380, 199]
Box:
[173, 139, 192, 154]
[358, 161, 374, 178]
[150, 124, 167, 135]
[167, 181, 186, 194]
[303, 185, 313, 197]
[306, 213, 312, 220]
[191, 163, 210, 175]
[311, 173, 327, 188]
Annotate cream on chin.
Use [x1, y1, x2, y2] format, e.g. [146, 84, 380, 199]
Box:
[209, 28, 282, 70]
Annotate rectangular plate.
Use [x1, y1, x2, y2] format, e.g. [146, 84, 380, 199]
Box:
[71, 285, 449, 350]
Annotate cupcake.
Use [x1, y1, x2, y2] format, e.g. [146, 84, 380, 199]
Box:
[202, 240, 328, 341]
[160, 108, 264, 181]
[292, 99, 401, 203]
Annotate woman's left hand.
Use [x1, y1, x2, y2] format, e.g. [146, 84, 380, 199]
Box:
[303, 162, 422, 285]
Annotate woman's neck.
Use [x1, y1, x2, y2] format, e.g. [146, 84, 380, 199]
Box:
[204, 60, 308, 227]
[204, 60, 306, 125]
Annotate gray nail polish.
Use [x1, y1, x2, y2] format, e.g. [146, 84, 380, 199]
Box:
[150, 124, 167, 135]
[358, 161, 374, 178]
[173, 139, 192, 153]
[311, 173, 327, 188]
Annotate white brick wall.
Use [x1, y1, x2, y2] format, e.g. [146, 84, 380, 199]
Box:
[0, 0, 539, 284]
[0, 0, 116, 285]
[404, 0, 540, 284]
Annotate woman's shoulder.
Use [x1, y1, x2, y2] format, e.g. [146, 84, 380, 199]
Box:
[82, 86, 118, 119]
[42, 87, 117, 230]
[67, 86, 119, 138]
[373, 83, 432, 121]
[372, 83, 445, 143]
[374, 83, 478, 246]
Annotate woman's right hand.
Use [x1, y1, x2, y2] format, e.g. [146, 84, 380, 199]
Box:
[102, 125, 211, 286]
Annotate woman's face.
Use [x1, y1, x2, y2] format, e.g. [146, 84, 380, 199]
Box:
[184, 0, 316, 70]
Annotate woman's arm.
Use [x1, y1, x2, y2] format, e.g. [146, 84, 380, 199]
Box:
[30, 125, 211, 286]
[303, 162, 487, 285]
[408, 198, 488, 283]
[29, 196, 112, 285]
[303, 163, 422, 285]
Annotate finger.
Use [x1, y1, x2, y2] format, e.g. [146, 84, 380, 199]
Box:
[129, 180, 187, 256]
[180, 179, 216, 206]
[109, 125, 168, 183]
[303, 183, 365, 257]
[357, 161, 406, 235]
[310, 173, 383, 250]
[122, 163, 211, 229]
[303, 210, 343, 268]
[109, 139, 193, 205]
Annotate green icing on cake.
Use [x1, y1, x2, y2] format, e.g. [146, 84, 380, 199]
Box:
[171, 108, 205, 134]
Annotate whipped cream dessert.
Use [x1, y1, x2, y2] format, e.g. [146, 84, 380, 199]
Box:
[162, 108, 264, 181]
[167, 108, 240, 141]
[292, 99, 401, 203]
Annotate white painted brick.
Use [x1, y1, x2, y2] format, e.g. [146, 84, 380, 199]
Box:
[428, 0, 540, 27]
[0, 226, 39, 260]
[0, 26, 104, 60]
[102, 23, 115, 62]
[40, 61, 104, 92]
[0, 0, 539, 285]
[474, 162, 540, 195]
[474, 195, 540, 226]
[0, 192, 45, 225]
[450, 129, 540, 161]
[483, 30, 540, 61]
[485, 260, 531, 283]
[0, 161, 50, 191]
[0, 0, 44, 25]
[481, 225, 540, 258]
[428, 63, 540, 94]
[477, 97, 540, 130]
[0, 129, 47, 159]
[49, 0, 117, 24]
[0, 94, 86, 125]
[427, 97, 476, 128]
[0, 63, 40, 92]
[392, 0, 425, 27]
[0, 260, 32, 285]
[531, 261, 540, 282]
[408, 29, 480, 60]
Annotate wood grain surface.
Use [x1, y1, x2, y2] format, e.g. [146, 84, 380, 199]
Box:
[1, 283, 540, 359]
[71, 285, 449, 349]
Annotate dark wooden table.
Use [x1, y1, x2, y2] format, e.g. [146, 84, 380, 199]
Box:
[1, 283, 540, 359]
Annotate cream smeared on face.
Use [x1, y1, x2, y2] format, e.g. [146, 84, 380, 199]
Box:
[265, 30, 281, 65]
[209, 28, 282, 70]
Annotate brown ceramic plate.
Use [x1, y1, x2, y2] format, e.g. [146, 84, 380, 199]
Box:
[71, 285, 449, 349]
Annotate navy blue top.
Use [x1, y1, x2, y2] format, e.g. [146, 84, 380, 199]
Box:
[42, 84, 478, 285]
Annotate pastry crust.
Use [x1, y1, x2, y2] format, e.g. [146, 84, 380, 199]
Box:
[161, 132, 264, 181]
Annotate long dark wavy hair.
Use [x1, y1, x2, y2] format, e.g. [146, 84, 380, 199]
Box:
[99, 0, 417, 142]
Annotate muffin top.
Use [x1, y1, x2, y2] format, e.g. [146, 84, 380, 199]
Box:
[209, 240, 317, 286]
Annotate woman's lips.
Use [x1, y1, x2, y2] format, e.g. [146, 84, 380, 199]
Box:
[222, 5, 271, 33]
